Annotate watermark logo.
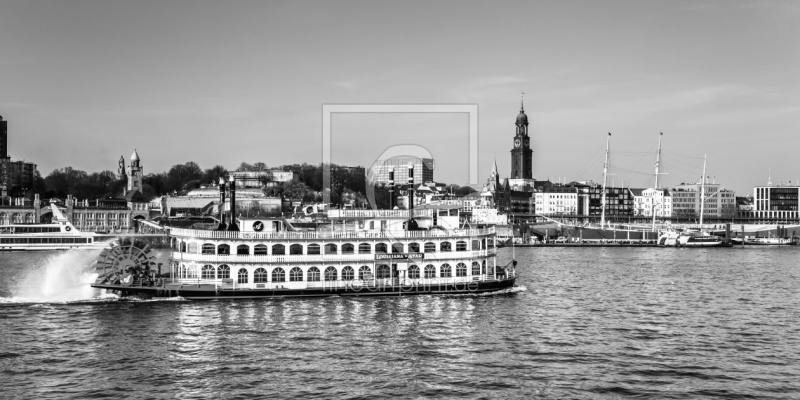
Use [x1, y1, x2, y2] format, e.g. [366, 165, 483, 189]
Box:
[321, 104, 480, 206]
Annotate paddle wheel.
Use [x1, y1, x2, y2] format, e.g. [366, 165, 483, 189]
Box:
[94, 239, 159, 287]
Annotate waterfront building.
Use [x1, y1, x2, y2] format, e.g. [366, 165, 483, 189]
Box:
[372, 157, 434, 187]
[534, 186, 579, 215]
[741, 184, 799, 220]
[0, 115, 38, 197]
[230, 169, 298, 188]
[584, 186, 633, 217]
[670, 181, 736, 219]
[631, 188, 673, 217]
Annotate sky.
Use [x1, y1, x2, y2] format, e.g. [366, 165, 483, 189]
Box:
[1, 0, 798, 194]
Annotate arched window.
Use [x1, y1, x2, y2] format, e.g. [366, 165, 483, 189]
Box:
[482, 260, 487, 274]
[391, 243, 404, 253]
[272, 244, 285, 255]
[236, 244, 250, 255]
[471, 262, 481, 276]
[456, 263, 467, 277]
[0, 213, 6, 225]
[341, 243, 355, 254]
[424, 242, 436, 253]
[25, 213, 34, 223]
[185, 265, 197, 279]
[408, 242, 420, 253]
[358, 266, 372, 280]
[272, 267, 286, 282]
[237, 268, 248, 284]
[217, 244, 230, 255]
[358, 243, 371, 254]
[289, 267, 303, 282]
[179, 264, 187, 278]
[201, 243, 215, 254]
[341, 266, 355, 281]
[440, 242, 452, 252]
[201, 265, 215, 279]
[218, 265, 231, 279]
[290, 244, 303, 255]
[408, 265, 420, 279]
[188, 243, 197, 253]
[440, 263, 452, 277]
[375, 243, 388, 253]
[307, 244, 321, 255]
[377, 264, 391, 279]
[482, 239, 487, 249]
[254, 268, 268, 283]
[11, 213, 21, 224]
[324, 266, 338, 281]
[324, 243, 338, 254]
[456, 241, 467, 251]
[424, 264, 436, 278]
[254, 244, 268, 255]
[179, 242, 187, 252]
[307, 267, 321, 282]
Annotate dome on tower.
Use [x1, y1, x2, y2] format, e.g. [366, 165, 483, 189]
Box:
[516, 111, 528, 125]
[131, 149, 140, 161]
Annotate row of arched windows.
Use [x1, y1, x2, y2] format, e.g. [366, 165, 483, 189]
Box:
[177, 240, 487, 255]
[0, 213, 35, 224]
[179, 261, 488, 283]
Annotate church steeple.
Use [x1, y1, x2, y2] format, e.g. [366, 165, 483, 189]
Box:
[510, 94, 533, 180]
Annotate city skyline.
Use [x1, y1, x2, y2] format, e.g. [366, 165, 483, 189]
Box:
[1, 1, 798, 194]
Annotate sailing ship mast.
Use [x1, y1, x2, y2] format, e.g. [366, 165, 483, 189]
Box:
[652, 133, 663, 231]
[699, 154, 707, 228]
[600, 133, 610, 229]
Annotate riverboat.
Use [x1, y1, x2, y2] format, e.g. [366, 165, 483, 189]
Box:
[0, 204, 109, 251]
[91, 208, 517, 299]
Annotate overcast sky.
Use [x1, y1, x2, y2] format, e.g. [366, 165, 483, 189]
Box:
[1, 0, 797, 194]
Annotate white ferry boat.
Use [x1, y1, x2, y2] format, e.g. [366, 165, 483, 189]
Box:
[91, 208, 517, 299]
[0, 204, 109, 251]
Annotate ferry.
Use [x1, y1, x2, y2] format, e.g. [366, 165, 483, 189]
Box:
[0, 204, 109, 251]
[91, 208, 517, 299]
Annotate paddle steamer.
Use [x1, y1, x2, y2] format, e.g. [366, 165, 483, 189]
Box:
[91, 208, 516, 299]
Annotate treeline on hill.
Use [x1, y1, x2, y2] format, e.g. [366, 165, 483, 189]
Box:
[40, 162, 373, 206]
[40, 161, 475, 207]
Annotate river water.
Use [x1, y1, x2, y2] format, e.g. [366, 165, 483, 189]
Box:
[1, 247, 798, 399]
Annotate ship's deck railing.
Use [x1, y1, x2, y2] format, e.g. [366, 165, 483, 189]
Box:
[171, 249, 496, 264]
[168, 275, 497, 289]
[328, 209, 433, 219]
[167, 227, 495, 240]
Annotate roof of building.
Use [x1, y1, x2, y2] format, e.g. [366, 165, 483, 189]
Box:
[163, 197, 216, 210]
[131, 149, 140, 161]
[628, 188, 645, 197]
[124, 190, 147, 202]
[516, 99, 528, 125]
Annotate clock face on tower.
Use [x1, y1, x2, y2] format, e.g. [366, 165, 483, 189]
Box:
[514, 138, 520, 147]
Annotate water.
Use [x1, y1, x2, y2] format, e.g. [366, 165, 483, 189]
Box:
[1, 247, 799, 399]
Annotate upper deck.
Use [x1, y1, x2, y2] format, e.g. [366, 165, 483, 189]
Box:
[167, 226, 496, 240]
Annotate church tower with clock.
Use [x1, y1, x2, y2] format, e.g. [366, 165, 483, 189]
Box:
[510, 98, 533, 180]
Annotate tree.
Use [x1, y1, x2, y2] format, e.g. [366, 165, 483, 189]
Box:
[204, 165, 229, 184]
